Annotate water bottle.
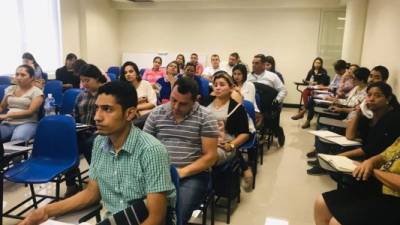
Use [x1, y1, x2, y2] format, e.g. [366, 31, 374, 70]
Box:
[44, 93, 56, 116]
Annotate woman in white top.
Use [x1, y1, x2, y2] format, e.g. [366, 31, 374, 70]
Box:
[0, 65, 44, 142]
[232, 64, 260, 113]
[120, 61, 157, 116]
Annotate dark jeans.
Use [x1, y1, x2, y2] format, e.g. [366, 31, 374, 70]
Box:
[65, 131, 96, 186]
[180, 172, 209, 224]
[306, 97, 316, 121]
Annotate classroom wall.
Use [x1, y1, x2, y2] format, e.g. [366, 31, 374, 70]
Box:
[119, 8, 323, 104]
[360, 0, 400, 96]
[60, 0, 120, 71]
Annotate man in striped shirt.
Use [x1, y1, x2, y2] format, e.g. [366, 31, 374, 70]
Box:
[144, 77, 219, 224]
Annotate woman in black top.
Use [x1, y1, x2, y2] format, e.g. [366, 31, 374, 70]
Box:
[340, 82, 400, 159]
[207, 71, 254, 192]
[292, 57, 330, 120]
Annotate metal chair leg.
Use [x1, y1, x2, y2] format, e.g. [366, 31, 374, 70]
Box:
[29, 184, 38, 209]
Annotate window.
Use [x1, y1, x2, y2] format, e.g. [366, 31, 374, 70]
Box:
[0, 0, 61, 75]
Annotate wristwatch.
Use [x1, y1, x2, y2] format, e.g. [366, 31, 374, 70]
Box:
[229, 142, 236, 150]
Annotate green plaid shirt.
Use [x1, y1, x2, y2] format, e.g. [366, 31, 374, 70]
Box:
[89, 125, 176, 214]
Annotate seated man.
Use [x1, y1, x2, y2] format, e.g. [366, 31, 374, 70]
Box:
[55, 53, 80, 90]
[20, 81, 176, 225]
[202, 54, 225, 81]
[248, 54, 287, 146]
[144, 77, 218, 224]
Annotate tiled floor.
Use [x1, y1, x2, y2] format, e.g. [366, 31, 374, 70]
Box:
[2, 108, 337, 225]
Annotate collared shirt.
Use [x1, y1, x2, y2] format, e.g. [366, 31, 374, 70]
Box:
[247, 70, 287, 103]
[89, 125, 176, 214]
[143, 102, 218, 167]
[337, 86, 367, 107]
[202, 66, 225, 78]
[74, 90, 97, 125]
[142, 68, 166, 84]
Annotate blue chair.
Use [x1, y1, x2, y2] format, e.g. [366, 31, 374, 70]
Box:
[107, 72, 117, 81]
[0, 76, 12, 85]
[107, 66, 120, 78]
[44, 80, 63, 108]
[42, 72, 48, 81]
[170, 166, 182, 225]
[139, 68, 146, 77]
[4, 115, 80, 219]
[0, 84, 9, 102]
[60, 88, 82, 115]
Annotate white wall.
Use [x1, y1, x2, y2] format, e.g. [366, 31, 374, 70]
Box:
[119, 8, 323, 104]
[361, 0, 400, 96]
[60, 0, 120, 71]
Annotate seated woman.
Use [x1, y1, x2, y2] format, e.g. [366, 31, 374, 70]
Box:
[292, 57, 329, 120]
[325, 67, 369, 114]
[22, 52, 45, 89]
[120, 61, 157, 116]
[0, 65, 43, 142]
[265, 55, 284, 84]
[142, 56, 166, 85]
[295, 60, 350, 128]
[308, 82, 400, 175]
[65, 64, 107, 197]
[207, 71, 254, 192]
[232, 64, 260, 113]
[175, 54, 185, 73]
[314, 136, 400, 225]
[156, 61, 180, 104]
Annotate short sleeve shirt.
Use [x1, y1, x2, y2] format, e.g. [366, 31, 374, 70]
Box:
[89, 126, 176, 214]
[143, 102, 218, 167]
[4, 85, 43, 125]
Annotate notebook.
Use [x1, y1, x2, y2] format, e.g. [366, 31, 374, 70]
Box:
[318, 153, 357, 173]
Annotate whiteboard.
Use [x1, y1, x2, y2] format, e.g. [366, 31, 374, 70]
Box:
[122, 52, 207, 70]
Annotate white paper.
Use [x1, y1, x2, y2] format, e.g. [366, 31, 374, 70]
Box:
[318, 154, 357, 173]
[308, 130, 341, 138]
[325, 136, 362, 146]
[41, 220, 75, 225]
[314, 99, 333, 104]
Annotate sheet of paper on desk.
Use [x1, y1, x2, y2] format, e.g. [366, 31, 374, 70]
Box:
[314, 98, 333, 104]
[308, 130, 341, 138]
[325, 136, 362, 146]
[41, 220, 75, 225]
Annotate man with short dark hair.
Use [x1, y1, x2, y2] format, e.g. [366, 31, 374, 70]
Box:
[55, 53, 80, 90]
[248, 54, 287, 104]
[190, 53, 204, 75]
[144, 77, 218, 224]
[20, 81, 176, 225]
[202, 54, 224, 80]
[225, 52, 240, 75]
[369, 65, 389, 83]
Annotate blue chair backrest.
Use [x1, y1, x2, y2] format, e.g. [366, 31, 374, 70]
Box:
[0, 84, 9, 102]
[170, 166, 182, 225]
[32, 115, 79, 167]
[42, 72, 48, 81]
[199, 77, 210, 98]
[44, 80, 63, 107]
[61, 88, 82, 115]
[0, 76, 12, 85]
[107, 72, 117, 81]
[242, 100, 256, 126]
[107, 66, 120, 78]
[139, 68, 145, 77]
